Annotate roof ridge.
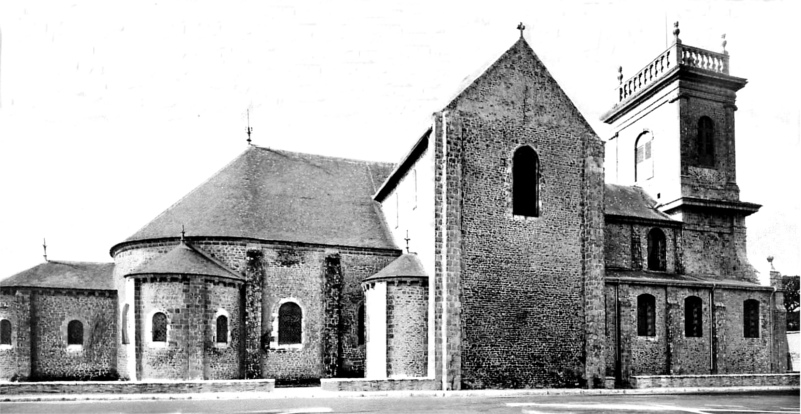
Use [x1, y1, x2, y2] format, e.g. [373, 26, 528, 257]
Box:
[251, 145, 395, 167]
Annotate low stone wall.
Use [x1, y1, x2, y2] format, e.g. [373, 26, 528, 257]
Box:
[631, 373, 799, 389]
[320, 378, 438, 391]
[0, 379, 275, 395]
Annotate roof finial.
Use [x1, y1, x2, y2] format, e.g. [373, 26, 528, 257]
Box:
[43, 238, 48, 262]
[721, 33, 728, 55]
[767, 255, 775, 271]
[404, 230, 411, 254]
[246, 109, 253, 145]
[181, 225, 186, 243]
[517, 22, 525, 38]
[617, 66, 623, 85]
[673, 21, 681, 44]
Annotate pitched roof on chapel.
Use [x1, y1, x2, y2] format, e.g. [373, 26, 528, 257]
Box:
[127, 241, 243, 280]
[604, 184, 677, 224]
[0, 261, 115, 291]
[118, 146, 398, 252]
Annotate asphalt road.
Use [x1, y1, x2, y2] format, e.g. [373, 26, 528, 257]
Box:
[1, 392, 798, 414]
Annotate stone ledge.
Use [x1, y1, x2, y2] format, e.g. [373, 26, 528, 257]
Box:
[631, 373, 799, 389]
[0, 379, 275, 396]
[321, 378, 438, 391]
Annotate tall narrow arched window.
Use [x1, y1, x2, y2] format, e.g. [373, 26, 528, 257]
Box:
[67, 320, 83, 345]
[0, 320, 11, 345]
[278, 302, 302, 345]
[697, 116, 715, 167]
[684, 296, 703, 337]
[743, 299, 760, 338]
[512, 146, 540, 217]
[637, 294, 656, 337]
[152, 312, 167, 343]
[357, 303, 365, 346]
[635, 132, 654, 181]
[647, 227, 667, 271]
[216, 315, 228, 344]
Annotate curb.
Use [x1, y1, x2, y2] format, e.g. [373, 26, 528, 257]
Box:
[2, 386, 798, 403]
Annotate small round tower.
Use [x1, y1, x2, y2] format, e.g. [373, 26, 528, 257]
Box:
[362, 254, 428, 379]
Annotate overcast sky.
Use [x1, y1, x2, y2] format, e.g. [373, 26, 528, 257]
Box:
[1, 0, 798, 282]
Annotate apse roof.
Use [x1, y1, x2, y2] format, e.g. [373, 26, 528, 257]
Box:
[118, 146, 398, 252]
[0, 261, 115, 291]
[363, 253, 427, 282]
[126, 241, 242, 280]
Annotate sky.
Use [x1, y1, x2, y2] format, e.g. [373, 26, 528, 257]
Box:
[0, 0, 799, 282]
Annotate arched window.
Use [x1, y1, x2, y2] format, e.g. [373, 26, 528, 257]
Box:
[0, 320, 11, 345]
[512, 146, 540, 217]
[637, 294, 656, 337]
[67, 320, 83, 345]
[635, 132, 654, 181]
[278, 302, 302, 345]
[121, 304, 130, 345]
[647, 228, 667, 271]
[152, 312, 167, 343]
[743, 299, 760, 338]
[357, 303, 365, 346]
[216, 315, 228, 344]
[697, 116, 715, 167]
[684, 296, 703, 337]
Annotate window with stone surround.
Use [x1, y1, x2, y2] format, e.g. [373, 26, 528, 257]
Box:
[512, 145, 540, 217]
[635, 131, 653, 182]
[647, 227, 667, 271]
[216, 315, 228, 344]
[67, 320, 83, 345]
[697, 116, 715, 167]
[637, 294, 656, 337]
[684, 296, 703, 337]
[0, 319, 11, 346]
[743, 299, 760, 338]
[152, 312, 168, 343]
[278, 302, 302, 345]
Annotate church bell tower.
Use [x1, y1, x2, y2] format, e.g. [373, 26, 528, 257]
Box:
[601, 23, 760, 282]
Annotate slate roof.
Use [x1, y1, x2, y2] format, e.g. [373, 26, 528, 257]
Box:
[127, 241, 242, 280]
[119, 146, 398, 251]
[605, 269, 770, 290]
[604, 184, 677, 223]
[0, 261, 115, 291]
[364, 254, 427, 282]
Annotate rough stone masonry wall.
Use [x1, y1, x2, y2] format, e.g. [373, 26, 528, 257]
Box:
[666, 286, 712, 375]
[437, 39, 605, 389]
[681, 211, 756, 283]
[204, 282, 242, 380]
[605, 222, 679, 273]
[716, 288, 772, 374]
[386, 281, 428, 378]
[29, 290, 117, 380]
[0, 290, 32, 380]
[622, 285, 668, 377]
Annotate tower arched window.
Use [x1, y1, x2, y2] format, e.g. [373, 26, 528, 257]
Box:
[647, 227, 667, 271]
[216, 315, 228, 344]
[635, 132, 654, 181]
[697, 116, 715, 167]
[67, 320, 83, 345]
[684, 296, 703, 337]
[0, 319, 11, 345]
[278, 302, 302, 345]
[743, 299, 760, 338]
[512, 146, 540, 217]
[152, 312, 167, 343]
[637, 294, 656, 337]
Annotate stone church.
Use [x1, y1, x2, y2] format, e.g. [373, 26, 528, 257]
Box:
[0, 26, 791, 389]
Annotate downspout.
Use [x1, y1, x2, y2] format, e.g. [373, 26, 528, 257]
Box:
[709, 284, 715, 373]
[615, 283, 621, 386]
[440, 110, 449, 391]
